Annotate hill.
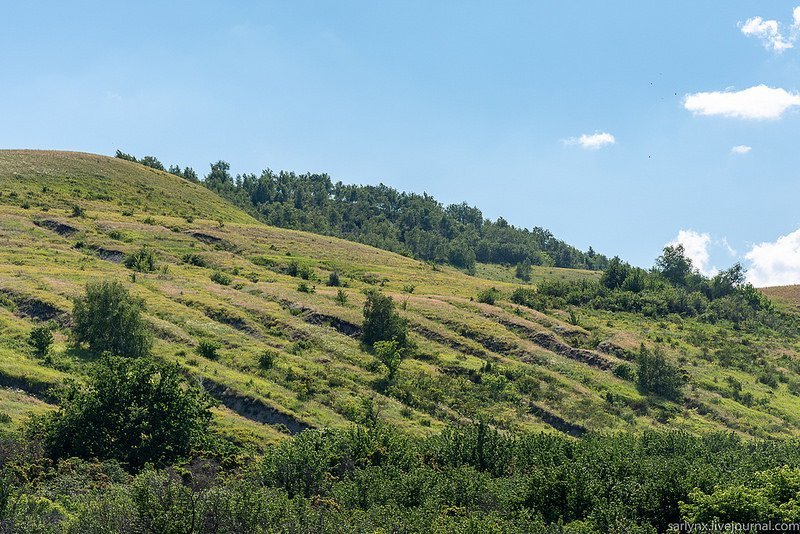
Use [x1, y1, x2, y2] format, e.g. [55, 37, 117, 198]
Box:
[1, 150, 799, 446]
[4, 151, 800, 530]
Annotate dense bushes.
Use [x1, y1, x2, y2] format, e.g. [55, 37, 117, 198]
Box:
[40, 356, 212, 469]
[6, 423, 800, 532]
[512, 247, 778, 332]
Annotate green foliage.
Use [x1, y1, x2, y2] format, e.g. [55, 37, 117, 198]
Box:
[197, 340, 220, 360]
[682, 467, 800, 523]
[210, 270, 232, 286]
[27, 324, 54, 357]
[296, 281, 314, 293]
[182, 253, 208, 267]
[477, 287, 500, 305]
[188, 155, 608, 271]
[41, 356, 212, 469]
[335, 289, 348, 306]
[374, 339, 405, 381]
[72, 280, 152, 358]
[514, 259, 532, 281]
[70, 204, 85, 218]
[361, 289, 408, 349]
[636, 344, 685, 400]
[123, 246, 158, 272]
[326, 271, 341, 287]
[258, 350, 277, 370]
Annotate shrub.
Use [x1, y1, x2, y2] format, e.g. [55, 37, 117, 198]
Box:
[374, 339, 405, 381]
[296, 281, 314, 293]
[361, 289, 408, 349]
[477, 287, 500, 305]
[124, 246, 158, 273]
[613, 363, 634, 381]
[515, 260, 532, 282]
[210, 271, 232, 286]
[28, 324, 54, 357]
[182, 253, 207, 267]
[72, 281, 152, 358]
[636, 344, 685, 400]
[197, 340, 220, 361]
[42, 356, 212, 469]
[335, 289, 348, 306]
[326, 271, 341, 287]
[258, 350, 277, 370]
[71, 204, 85, 218]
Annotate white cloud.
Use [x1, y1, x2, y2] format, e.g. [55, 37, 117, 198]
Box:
[731, 145, 752, 154]
[563, 132, 615, 150]
[668, 230, 717, 276]
[794, 6, 800, 29]
[683, 85, 800, 120]
[745, 228, 800, 287]
[740, 16, 794, 52]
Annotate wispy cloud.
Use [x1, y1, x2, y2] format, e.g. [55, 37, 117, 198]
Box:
[562, 132, 616, 150]
[739, 7, 800, 53]
[745, 228, 800, 287]
[731, 145, 752, 155]
[683, 85, 800, 120]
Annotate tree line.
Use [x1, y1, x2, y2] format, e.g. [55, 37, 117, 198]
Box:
[115, 151, 608, 271]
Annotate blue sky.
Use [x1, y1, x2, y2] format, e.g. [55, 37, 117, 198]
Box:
[3, 2, 800, 284]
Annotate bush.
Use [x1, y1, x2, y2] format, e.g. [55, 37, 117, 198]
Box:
[636, 344, 685, 400]
[335, 289, 348, 306]
[374, 339, 405, 381]
[361, 289, 408, 349]
[210, 271, 232, 286]
[28, 324, 54, 357]
[515, 260, 532, 282]
[42, 356, 212, 469]
[72, 280, 152, 358]
[124, 246, 158, 273]
[258, 350, 277, 370]
[326, 271, 341, 287]
[196, 340, 220, 361]
[477, 287, 500, 305]
[182, 253, 208, 267]
[296, 281, 314, 293]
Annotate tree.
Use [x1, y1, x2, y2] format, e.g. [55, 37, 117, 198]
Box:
[600, 256, 630, 290]
[28, 324, 54, 357]
[374, 339, 405, 381]
[139, 156, 165, 171]
[636, 344, 685, 400]
[515, 259, 532, 282]
[655, 245, 694, 287]
[361, 289, 408, 349]
[206, 161, 232, 186]
[42, 356, 212, 469]
[72, 280, 152, 358]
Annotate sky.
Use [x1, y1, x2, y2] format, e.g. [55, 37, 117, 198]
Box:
[2, 2, 800, 285]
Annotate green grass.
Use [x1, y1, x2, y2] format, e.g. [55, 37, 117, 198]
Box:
[1, 150, 799, 446]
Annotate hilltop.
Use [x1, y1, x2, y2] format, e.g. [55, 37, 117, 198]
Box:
[0, 150, 799, 448]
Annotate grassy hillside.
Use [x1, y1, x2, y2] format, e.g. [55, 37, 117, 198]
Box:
[1, 150, 800, 450]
